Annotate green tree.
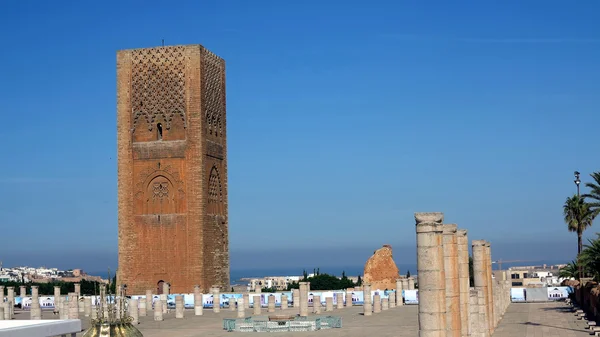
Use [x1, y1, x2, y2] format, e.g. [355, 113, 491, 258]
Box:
[356, 275, 362, 286]
[558, 260, 580, 280]
[564, 194, 596, 255]
[584, 172, 600, 218]
[580, 234, 600, 281]
[406, 270, 410, 278]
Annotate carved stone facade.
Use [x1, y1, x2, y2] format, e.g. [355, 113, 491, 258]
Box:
[117, 44, 229, 294]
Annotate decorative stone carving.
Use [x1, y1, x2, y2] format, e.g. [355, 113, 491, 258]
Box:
[131, 46, 187, 132]
[208, 166, 224, 204]
[134, 165, 185, 202]
[363, 245, 400, 291]
[203, 50, 225, 138]
[414, 212, 444, 224]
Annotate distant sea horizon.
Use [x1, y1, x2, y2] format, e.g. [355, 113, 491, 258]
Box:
[87, 259, 569, 286]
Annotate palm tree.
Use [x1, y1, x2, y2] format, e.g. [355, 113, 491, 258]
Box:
[563, 194, 596, 255]
[580, 234, 600, 281]
[584, 171, 600, 218]
[558, 260, 579, 280]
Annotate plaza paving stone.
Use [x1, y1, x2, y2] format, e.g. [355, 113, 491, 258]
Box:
[493, 302, 590, 337]
[10, 301, 592, 336]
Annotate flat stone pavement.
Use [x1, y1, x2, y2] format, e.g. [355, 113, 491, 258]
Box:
[9, 301, 591, 336]
[18, 305, 420, 337]
[493, 302, 590, 337]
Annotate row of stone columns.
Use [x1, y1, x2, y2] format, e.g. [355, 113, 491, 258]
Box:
[415, 212, 511, 337]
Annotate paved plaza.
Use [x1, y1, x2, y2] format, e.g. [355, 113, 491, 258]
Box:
[9, 301, 591, 336]
[493, 302, 590, 337]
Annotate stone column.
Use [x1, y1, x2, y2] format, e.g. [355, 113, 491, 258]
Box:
[74, 283, 81, 296]
[237, 298, 245, 318]
[19, 286, 25, 299]
[299, 282, 309, 317]
[472, 240, 489, 337]
[325, 297, 333, 311]
[54, 286, 61, 314]
[1, 303, 7, 320]
[193, 286, 203, 316]
[268, 295, 275, 312]
[363, 283, 372, 316]
[292, 289, 300, 308]
[477, 289, 489, 337]
[484, 242, 494, 334]
[408, 277, 415, 290]
[160, 294, 168, 314]
[345, 288, 353, 307]
[468, 289, 479, 337]
[139, 299, 147, 317]
[281, 295, 288, 310]
[401, 279, 410, 294]
[253, 295, 261, 315]
[30, 286, 41, 320]
[60, 297, 69, 320]
[162, 282, 170, 296]
[84, 297, 92, 317]
[373, 294, 381, 313]
[212, 288, 220, 313]
[175, 295, 184, 318]
[68, 292, 79, 319]
[243, 292, 250, 309]
[130, 298, 139, 324]
[396, 279, 404, 306]
[145, 290, 153, 315]
[456, 229, 470, 337]
[442, 224, 461, 337]
[313, 295, 321, 314]
[415, 212, 446, 337]
[6, 287, 14, 318]
[154, 300, 163, 321]
[78, 295, 85, 313]
[382, 297, 389, 310]
[336, 293, 344, 309]
[0, 305, 4, 320]
[389, 292, 396, 308]
[229, 298, 236, 311]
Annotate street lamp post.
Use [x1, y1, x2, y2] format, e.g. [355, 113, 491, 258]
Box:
[575, 171, 582, 280]
[575, 171, 581, 196]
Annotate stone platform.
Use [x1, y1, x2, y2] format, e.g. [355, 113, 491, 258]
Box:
[8, 302, 590, 336]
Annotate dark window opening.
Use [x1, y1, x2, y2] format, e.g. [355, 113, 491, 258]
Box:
[157, 123, 163, 140]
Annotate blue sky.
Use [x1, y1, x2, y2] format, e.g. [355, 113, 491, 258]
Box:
[0, 1, 599, 273]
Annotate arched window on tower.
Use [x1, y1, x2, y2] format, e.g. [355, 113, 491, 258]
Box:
[157, 123, 163, 140]
[208, 166, 224, 215]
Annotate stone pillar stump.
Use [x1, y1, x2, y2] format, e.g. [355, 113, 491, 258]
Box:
[415, 212, 446, 337]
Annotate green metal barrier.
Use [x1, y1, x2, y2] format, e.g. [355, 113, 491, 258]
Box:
[222, 315, 343, 332]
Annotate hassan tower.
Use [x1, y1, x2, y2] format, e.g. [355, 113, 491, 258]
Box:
[116, 44, 229, 294]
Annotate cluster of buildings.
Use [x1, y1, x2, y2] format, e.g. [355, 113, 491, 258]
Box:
[242, 274, 361, 292]
[0, 264, 105, 284]
[500, 263, 570, 287]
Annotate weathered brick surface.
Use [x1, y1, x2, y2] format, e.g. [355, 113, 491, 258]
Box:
[117, 45, 229, 295]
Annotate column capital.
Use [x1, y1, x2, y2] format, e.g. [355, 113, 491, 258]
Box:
[472, 239, 486, 247]
[414, 212, 444, 224]
[484, 241, 491, 247]
[456, 229, 468, 236]
[442, 223, 457, 234]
